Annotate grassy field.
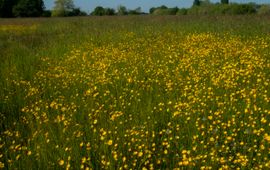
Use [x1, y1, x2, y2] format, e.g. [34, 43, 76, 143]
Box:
[1, 16, 270, 169]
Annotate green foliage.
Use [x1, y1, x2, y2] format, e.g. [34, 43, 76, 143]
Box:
[117, 5, 128, 15]
[42, 10, 51, 17]
[52, 0, 74, 17]
[258, 4, 270, 15]
[187, 5, 203, 15]
[148, 1, 265, 16]
[152, 9, 166, 15]
[221, 0, 229, 4]
[128, 7, 142, 15]
[159, 5, 168, 9]
[187, 3, 258, 15]
[12, 0, 44, 17]
[91, 7, 115, 16]
[193, 0, 201, 6]
[91, 6, 105, 16]
[227, 3, 257, 15]
[149, 7, 156, 14]
[200, 0, 212, 6]
[151, 5, 178, 15]
[0, 0, 18, 17]
[104, 8, 115, 15]
[176, 8, 188, 15]
[68, 8, 87, 16]
[167, 7, 179, 15]
[0, 0, 46, 17]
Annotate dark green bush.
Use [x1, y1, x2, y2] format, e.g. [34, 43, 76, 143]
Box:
[258, 5, 270, 15]
[152, 7, 178, 15]
[176, 8, 188, 15]
[229, 3, 256, 15]
[187, 3, 257, 15]
[104, 8, 115, 15]
[91, 6, 105, 16]
[42, 10, 51, 17]
[68, 8, 87, 16]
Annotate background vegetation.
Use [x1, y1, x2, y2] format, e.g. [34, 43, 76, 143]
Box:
[0, 0, 270, 17]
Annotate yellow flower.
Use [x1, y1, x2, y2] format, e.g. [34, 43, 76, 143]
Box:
[58, 159, 64, 166]
[107, 140, 113, 145]
[182, 160, 189, 166]
[0, 162, 4, 168]
[261, 117, 267, 124]
[164, 149, 168, 154]
[264, 134, 270, 142]
[27, 150, 32, 156]
[66, 163, 71, 169]
[16, 154, 21, 160]
[81, 157, 87, 164]
[226, 136, 232, 141]
[85, 89, 91, 95]
[173, 111, 180, 117]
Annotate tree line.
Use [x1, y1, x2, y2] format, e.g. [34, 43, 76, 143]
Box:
[0, 0, 44, 17]
[0, 0, 270, 18]
[150, 1, 269, 15]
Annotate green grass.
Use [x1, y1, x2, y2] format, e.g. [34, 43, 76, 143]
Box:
[1, 16, 270, 169]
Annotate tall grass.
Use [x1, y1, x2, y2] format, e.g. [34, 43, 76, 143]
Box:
[1, 16, 270, 169]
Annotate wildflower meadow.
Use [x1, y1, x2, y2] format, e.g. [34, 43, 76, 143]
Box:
[1, 16, 270, 169]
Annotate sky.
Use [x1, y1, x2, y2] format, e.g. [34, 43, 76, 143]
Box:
[44, 0, 270, 13]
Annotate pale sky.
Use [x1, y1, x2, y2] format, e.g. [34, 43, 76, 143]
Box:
[44, 0, 270, 13]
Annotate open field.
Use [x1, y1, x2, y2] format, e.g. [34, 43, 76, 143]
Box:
[1, 16, 270, 169]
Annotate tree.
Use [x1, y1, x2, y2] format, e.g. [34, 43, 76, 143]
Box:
[149, 7, 156, 14]
[13, 0, 44, 17]
[149, 5, 168, 14]
[221, 0, 229, 4]
[193, 0, 201, 6]
[104, 8, 115, 15]
[128, 7, 142, 15]
[68, 8, 87, 16]
[169, 7, 179, 14]
[52, 0, 74, 17]
[42, 10, 52, 17]
[160, 5, 168, 9]
[117, 5, 127, 15]
[91, 6, 105, 16]
[0, 0, 18, 17]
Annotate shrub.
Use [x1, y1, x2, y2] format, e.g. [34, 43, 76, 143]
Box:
[258, 5, 270, 15]
[117, 5, 128, 15]
[153, 7, 179, 15]
[187, 3, 257, 15]
[149, 7, 156, 14]
[128, 7, 142, 15]
[104, 8, 115, 15]
[91, 6, 105, 16]
[168, 7, 179, 15]
[42, 10, 51, 17]
[187, 6, 206, 15]
[228, 3, 257, 15]
[68, 8, 87, 16]
[12, 0, 44, 17]
[176, 8, 188, 15]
